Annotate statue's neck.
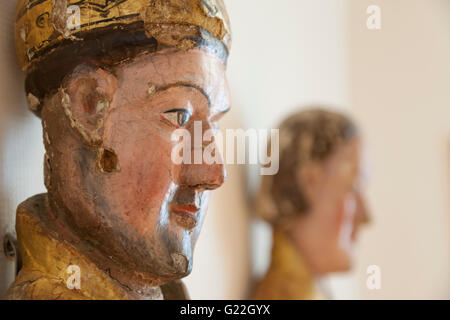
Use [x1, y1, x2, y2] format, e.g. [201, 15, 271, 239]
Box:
[19, 193, 163, 300]
[270, 227, 317, 286]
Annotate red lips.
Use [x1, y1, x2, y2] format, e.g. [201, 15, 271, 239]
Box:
[170, 204, 199, 214]
[170, 204, 200, 230]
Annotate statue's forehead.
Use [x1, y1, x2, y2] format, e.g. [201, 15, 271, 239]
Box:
[118, 49, 225, 81]
[114, 49, 229, 106]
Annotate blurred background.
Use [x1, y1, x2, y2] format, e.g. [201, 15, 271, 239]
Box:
[1, 0, 449, 299]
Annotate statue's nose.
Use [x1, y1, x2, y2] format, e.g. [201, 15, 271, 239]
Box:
[176, 157, 226, 191]
[174, 122, 226, 190]
[356, 192, 371, 225]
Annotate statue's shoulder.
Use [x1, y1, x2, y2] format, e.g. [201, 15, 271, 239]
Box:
[15, 193, 63, 243]
[16, 193, 48, 219]
[4, 194, 87, 300]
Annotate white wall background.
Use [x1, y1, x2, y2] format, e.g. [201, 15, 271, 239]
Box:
[1, 0, 449, 299]
[348, 0, 450, 299]
[0, 0, 46, 295]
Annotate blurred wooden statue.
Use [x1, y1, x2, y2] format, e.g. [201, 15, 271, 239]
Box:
[5, 0, 231, 300]
[252, 108, 370, 300]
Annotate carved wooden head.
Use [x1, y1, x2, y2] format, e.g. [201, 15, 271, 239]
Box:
[15, 0, 231, 288]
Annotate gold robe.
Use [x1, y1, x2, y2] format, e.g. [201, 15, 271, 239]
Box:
[252, 228, 324, 300]
[4, 194, 187, 300]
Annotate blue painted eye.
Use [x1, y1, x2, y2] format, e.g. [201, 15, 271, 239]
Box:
[161, 109, 192, 128]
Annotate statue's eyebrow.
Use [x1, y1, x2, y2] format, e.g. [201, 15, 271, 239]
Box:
[179, 83, 212, 109]
[154, 83, 212, 109]
[180, 83, 231, 115]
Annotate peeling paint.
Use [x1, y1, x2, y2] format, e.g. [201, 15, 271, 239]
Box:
[52, 0, 70, 38]
[27, 93, 40, 111]
[97, 148, 120, 174]
[148, 83, 157, 97]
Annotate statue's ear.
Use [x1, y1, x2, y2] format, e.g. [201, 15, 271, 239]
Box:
[63, 65, 118, 145]
[297, 162, 324, 205]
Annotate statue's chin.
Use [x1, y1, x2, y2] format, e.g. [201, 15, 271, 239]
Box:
[171, 251, 195, 278]
[133, 247, 194, 283]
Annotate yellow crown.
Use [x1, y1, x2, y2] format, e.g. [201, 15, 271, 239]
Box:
[15, 0, 231, 71]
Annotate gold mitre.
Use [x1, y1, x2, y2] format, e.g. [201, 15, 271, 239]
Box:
[15, 0, 231, 72]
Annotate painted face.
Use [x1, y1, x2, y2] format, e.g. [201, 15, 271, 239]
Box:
[42, 48, 229, 285]
[310, 138, 370, 273]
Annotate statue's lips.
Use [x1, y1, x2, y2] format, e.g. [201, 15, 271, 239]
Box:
[169, 204, 199, 230]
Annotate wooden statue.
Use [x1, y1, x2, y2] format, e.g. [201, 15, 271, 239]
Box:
[5, 0, 231, 300]
[252, 108, 370, 300]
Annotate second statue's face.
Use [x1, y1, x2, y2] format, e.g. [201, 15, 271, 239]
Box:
[43, 48, 229, 284]
[295, 138, 370, 274]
